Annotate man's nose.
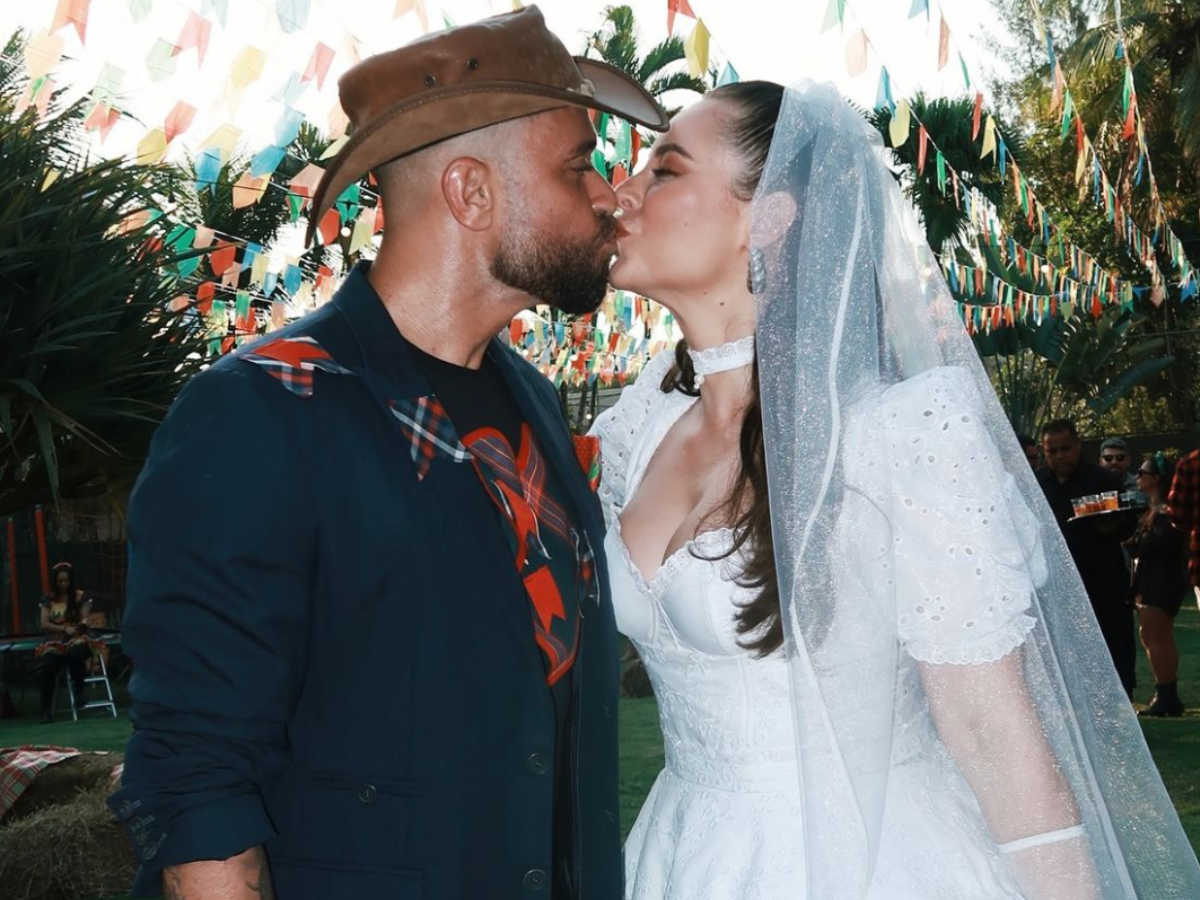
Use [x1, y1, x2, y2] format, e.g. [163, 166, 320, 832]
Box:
[590, 176, 618, 217]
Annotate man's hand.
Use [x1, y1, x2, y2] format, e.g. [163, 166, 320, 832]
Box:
[162, 845, 274, 900]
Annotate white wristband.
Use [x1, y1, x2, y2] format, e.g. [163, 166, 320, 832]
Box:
[998, 824, 1086, 855]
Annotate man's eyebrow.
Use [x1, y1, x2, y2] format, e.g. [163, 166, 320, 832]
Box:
[652, 142, 694, 161]
[571, 138, 599, 158]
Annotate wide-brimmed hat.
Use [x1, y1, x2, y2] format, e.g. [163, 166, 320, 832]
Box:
[306, 5, 669, 244]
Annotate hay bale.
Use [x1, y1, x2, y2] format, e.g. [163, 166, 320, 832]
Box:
[6, 755, 118, 824]
[0, 773, 136, 900]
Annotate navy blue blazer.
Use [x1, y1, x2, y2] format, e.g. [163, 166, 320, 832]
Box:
[108, 264, 621, 899]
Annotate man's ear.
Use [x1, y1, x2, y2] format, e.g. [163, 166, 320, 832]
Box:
[441, 156, 495, 231]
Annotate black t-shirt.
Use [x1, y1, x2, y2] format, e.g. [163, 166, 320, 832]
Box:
[1037, 460, 1130, 606]
[409, 343, 577, 898]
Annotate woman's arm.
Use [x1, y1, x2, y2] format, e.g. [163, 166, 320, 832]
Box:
[919, 650, 1101, 900]
[40, 603, 71, 634]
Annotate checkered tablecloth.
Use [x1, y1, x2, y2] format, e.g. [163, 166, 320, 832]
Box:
[0, 745, 82, 819]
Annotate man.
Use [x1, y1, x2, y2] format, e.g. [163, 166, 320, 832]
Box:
[1037, 419, 1137, 694]
[1168, 448, 1200, 614]
[107, 9, 668, 900]
[1099, 436, 1138, 490]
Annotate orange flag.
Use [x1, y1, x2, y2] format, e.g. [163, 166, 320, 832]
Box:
[51, 0, 89, 45]
[667, 0, 697, 35]
[210, 242, 237, 276]
[84, 101, 120, 141]
[173, 11, 212, 65]
[917, 124, 928, 174]
[317, 207, 341, 246]
[1121, 98, 1136, 140]
[937, 15, 950, 70]
[164, 101, 197, 143]
[971, 92, 982, 141]
[302, 42, 335, 89]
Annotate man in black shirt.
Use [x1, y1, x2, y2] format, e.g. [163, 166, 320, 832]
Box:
[1037, 419, 1136, 694]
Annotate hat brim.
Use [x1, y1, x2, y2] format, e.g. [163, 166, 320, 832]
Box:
[305, 59, 669, 246]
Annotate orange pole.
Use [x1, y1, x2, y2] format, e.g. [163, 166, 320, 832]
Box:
[6, 519, 18, 634]
[34, 505, 50, 598]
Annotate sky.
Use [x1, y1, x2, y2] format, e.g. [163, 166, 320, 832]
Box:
[4, 0, 1017, 167]
[1, 0, 1016, 272]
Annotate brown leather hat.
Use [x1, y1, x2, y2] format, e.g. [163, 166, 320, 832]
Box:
[306, 5, 669, 244]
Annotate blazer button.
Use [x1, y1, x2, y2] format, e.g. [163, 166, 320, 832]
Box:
[357, 784, 378, 804]
[522, 868, 548, 891]
[526, 753, 549, 775]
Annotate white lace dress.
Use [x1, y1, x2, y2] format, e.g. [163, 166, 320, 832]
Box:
[591, 350, 1044, 900]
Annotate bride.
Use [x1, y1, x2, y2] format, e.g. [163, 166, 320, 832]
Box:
[591, 80, 1200, 899]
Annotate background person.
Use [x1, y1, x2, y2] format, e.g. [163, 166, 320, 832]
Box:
[1100, 437, 1137, 490]
[1036, 419, 1136, 694]
[35, 561, 94, 723]
[1128, 454, 1187, 717]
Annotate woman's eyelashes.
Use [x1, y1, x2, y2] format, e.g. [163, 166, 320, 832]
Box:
[651, 167, 678, 180]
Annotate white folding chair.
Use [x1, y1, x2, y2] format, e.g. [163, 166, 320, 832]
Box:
[52, 650, 118, 721]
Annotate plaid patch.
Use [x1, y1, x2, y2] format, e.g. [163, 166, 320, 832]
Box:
[390, 395, 470, 481]
[465, 426, 570, 544]
[241, 336, 353, 398]
[572, 434, 602, 492]
[1, 746, 82, 820]
[1168, 450, 1200, 587]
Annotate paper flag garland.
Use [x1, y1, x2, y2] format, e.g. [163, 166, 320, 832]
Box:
[288, 162, 324, 199]
[277, 0, 312, 34]
[684, 20, 710, 78]
[980, 115, 996, 160]
[394, 0, 430, 33]
[717, 62, 739, 86]
[273, 71, 310, 106]
[250, 143, 287, 177]
[202, 0, 230, 28]
[136, 127, 168, 165]
[275, 106, 305, 146]
[937, 16, 950, 70]
[26, 31, 65, 81]
[845, 30, 868, 77]
[232, 173, 269, 208]
[667, 0, 697, 35]
[173, 12, 212, 65]
[302, 43, 335, 89]
[146, 39, 178, 82]
[908, 0, 929, 20]
[822, 0, 846, 34]
[888, 99, 910, 148]
[127, 0, 152, 23]
[51, 0, 89, 45]
[84, 101, 120, 140]
[163, 101, 197, 143]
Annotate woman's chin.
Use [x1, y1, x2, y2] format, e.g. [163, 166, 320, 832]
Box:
[607, 256, 641, 294]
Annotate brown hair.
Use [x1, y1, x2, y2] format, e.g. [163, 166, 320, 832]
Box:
[661, 81, 786, 656]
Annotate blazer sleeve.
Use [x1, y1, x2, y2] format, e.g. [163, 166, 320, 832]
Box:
[107, 363, 316, 888]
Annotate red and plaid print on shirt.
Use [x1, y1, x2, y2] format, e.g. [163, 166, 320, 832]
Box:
[1168, 449, 1200, 588]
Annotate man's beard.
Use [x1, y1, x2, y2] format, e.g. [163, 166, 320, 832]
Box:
[491, 215, 616, 315]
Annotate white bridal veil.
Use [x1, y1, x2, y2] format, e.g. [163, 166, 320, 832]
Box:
[753, 81, 1200, 899]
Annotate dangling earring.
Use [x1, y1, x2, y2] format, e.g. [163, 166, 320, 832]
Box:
[748, 247, 767, 294]
[693, 371, 706, 389]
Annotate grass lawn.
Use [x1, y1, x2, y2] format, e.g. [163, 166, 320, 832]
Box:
[1, 607, 1196, 900]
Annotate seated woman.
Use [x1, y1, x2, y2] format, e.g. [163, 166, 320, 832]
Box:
[35, 561, 95, 723]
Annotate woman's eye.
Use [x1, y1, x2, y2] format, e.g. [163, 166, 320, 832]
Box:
[652, 167, 676, 179]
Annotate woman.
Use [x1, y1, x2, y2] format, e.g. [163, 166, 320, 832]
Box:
[35, 561, 94, 722]
[1128, 453, 1188, 716]
[592, 81, 1200, 899]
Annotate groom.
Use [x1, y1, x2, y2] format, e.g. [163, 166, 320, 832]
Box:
[108, 8, 668, 899]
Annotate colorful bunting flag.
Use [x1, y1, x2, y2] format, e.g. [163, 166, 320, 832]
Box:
[821, 0, 846, 34]
[908, 0, 929, 20]
[127, 0, 152, 23]
[25, 31, 65, 81]
[173, 12, 212, 65]
[202, 0, 229, 27]
[937, 15, 950, 70]
[302, 43, 335, 89]
[980, 115, 996, 160]
[51, 0, 89, 45]
[888, 99, 910, 148]
[667, 0, 697, 35]
[845, 30, 868, 77]
[717, 62, 739, 87]
[136, 127, 168, 165]
[146, 38, 178, 82]
[394, 0, 429, 32]
[684, 19, 710, 78]
[276, 0, 312, 34]
[163, 101, 196, 144]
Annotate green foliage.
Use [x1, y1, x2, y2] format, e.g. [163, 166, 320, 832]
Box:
[0, 33, 207, 514]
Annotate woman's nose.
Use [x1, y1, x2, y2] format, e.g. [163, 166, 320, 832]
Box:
[615, 179, 640, 213]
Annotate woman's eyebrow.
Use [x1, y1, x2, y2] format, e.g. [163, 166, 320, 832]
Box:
[653, 142, 694, 161]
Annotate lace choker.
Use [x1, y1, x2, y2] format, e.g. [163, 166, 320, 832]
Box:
[687, 335, 755, 387]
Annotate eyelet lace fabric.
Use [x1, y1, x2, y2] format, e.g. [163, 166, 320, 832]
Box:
[686, 335, 756, 377]
[590, 356, 1033, 900]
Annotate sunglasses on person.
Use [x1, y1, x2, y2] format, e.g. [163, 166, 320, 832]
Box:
[1137, 468, 1157, 477]
[1102, 454, 1128, 462]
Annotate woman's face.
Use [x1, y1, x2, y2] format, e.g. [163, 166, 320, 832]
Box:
[55, 570, 71, 594]
[1136, 465, 1160, 495]
[611, 99, 750, 305]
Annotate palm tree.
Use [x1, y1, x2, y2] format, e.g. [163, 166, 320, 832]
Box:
[581, 5, 709, 117]
[0, 32, 207, 513]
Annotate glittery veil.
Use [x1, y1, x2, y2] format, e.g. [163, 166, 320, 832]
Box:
[752, 81, 1200, 898]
